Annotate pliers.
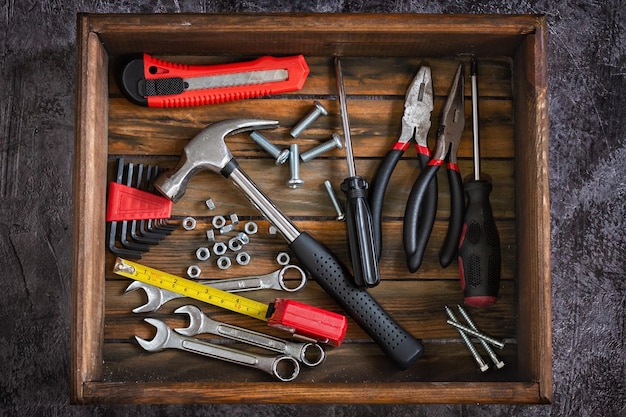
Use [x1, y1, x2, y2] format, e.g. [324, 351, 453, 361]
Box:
[369, 66, 436, 261]
[369, 64, 465, 273]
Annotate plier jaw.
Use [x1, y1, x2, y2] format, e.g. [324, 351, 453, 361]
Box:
[431, 64, 465, 165]
[398, 66, 434, 149]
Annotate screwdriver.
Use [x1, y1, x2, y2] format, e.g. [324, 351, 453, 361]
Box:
[458, 58, 502, 307]
[334, 57, 380, 288]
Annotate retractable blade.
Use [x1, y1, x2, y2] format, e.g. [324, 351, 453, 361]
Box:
[120, 54, 310, 108]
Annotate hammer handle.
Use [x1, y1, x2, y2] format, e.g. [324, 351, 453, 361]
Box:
[227, 165, 423, 369]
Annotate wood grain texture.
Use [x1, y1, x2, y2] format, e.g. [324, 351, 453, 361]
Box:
[2, 0, 624, 416]
[69, 12, 552, 405]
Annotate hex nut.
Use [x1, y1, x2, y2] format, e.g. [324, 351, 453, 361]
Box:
[187, 265, 201, 279]
[205, 198, 216, 210]
[212, 215, 226, 229]
[220, 224, 235, 234]
[228, 237, 243, 252]
[236, 252, 251, 266]
[182, 217, 196, 231]
[213, 242, 227, 256]
[206, 229, 215, 243]
[276, 252, 290, 266]
[268, 225, 278, 236]
[236, 232, 250, 245]
[229, 213, 240, 225]
[217, 256, 231, 270]
[244, 221, 258, 235]
[196, 247, 210, 261]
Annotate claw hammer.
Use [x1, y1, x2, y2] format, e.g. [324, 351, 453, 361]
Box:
[154, 119, 423, 369]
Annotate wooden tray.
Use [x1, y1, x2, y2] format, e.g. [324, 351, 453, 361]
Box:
[72, 13, 551, 404]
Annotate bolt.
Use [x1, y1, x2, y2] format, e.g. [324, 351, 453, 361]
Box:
[457, 305, 505, 369]
[445, 305, 489, 372]
[323, 180, 345, 221]
[249, 131, 290, 165]
[300, 133, 344, 162]
[286, 144, 304, 189]
[290, 101, 328, 138]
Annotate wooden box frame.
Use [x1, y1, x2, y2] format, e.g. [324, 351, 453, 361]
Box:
[72, 13, 551, 404]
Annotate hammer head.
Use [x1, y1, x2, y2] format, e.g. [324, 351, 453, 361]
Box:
[155, 119, 279, 202]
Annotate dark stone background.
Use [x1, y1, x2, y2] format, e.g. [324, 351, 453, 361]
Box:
[0, 1, 624, 416]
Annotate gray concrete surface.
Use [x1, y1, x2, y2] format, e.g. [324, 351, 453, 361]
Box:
[0, 1, 624, 416]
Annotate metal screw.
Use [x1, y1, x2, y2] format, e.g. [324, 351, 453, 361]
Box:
[290, 101, 328, 138]
[300, 133, 344, 162]
[249, 131, 290, 165]
[286, 144, 304, 189]
[445, 305, 489, 372]
[446, 320, 505, 350]
[323, 180, 345, 221]
[457, 305, 505, 369]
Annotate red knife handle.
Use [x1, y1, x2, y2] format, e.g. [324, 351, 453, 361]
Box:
[121, 53, 310, 108]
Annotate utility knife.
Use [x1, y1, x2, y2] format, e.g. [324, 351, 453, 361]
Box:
[120, 53, 310, 108]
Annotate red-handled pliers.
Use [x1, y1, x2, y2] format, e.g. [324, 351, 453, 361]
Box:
[368, 66, 436, 261]
[403, 64, 465, 272]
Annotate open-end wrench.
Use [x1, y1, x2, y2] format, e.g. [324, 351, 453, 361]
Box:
[126, 265, 307, 313]
[136, 318, 300, 382]
[154, 119, 424, 369]
[175, 305, 325, 367]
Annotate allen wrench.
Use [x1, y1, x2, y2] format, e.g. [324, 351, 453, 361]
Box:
[107, 158, 143, 258]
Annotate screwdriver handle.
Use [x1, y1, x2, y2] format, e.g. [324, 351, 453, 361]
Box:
[341, 176, 380, 288]
[458, 180, 501, 307]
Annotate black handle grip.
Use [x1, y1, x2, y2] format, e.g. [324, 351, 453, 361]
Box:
[458, 180, 501, 307]
[403, 163, 440, 272]
[368, 149, 404, 260]
[341, 176, 380, 288]
[289, 232, 424, 369]
[439, 167, 464, 267]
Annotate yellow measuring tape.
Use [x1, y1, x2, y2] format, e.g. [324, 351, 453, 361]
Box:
[113, 257, 269, 321]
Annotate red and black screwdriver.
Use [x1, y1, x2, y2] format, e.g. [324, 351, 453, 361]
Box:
[458, 58, 502, 307]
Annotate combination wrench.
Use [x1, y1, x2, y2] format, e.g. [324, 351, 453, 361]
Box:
[136, 318, 300, 382]
[126, 265, 307, 313]
[175, 305, 326, 367]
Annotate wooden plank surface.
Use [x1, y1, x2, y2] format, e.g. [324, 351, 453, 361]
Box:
[101, 53, 520, 391]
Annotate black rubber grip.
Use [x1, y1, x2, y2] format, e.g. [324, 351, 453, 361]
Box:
[368, 149, 403, 260]
[458, 180, 501, 304]
[403, 163, 440, 273]
[289, 232, 424, 370]
[439, 167, 464, 267]
[341, 176, 380, 288]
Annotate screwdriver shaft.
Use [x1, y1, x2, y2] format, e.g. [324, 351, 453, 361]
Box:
[334, 56, 380, 288]
[335, 57, 357, 177]
[471, 58, 480, 181]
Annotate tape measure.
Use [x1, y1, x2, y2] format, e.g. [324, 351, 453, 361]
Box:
[113, 257, 347, 346]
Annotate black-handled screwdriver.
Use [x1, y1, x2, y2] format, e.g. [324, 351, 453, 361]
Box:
[458, 58, 502, 307]
[335, 57, 381, 288]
